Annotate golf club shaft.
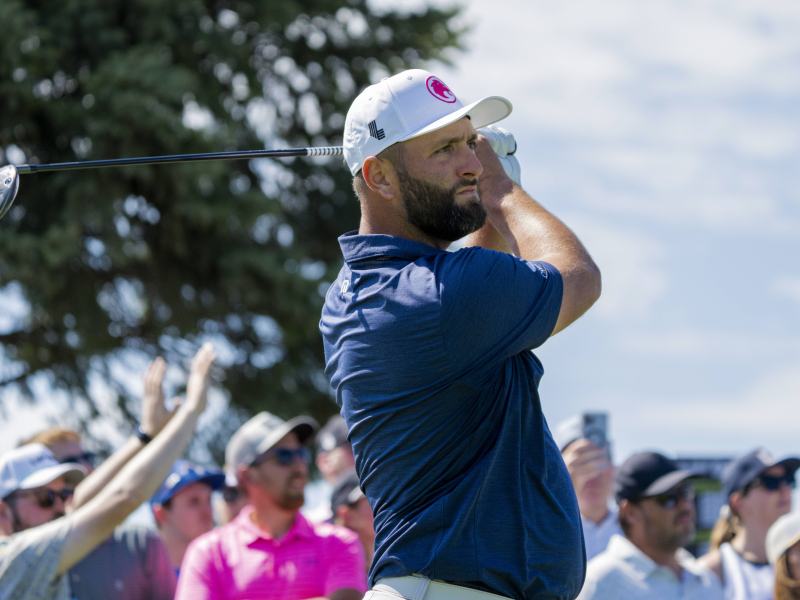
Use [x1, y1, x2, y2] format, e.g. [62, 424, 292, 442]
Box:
[14, 146, 343, 174]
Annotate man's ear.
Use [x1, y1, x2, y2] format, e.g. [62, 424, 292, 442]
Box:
[619, 499, 642, 528]
[362, 156, 397, 201]
[152, 503, 167, 527]
[335, 504, 348, 526]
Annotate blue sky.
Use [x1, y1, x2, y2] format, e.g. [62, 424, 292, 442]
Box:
[2, 0, 800, 466]
[423, 0, 800, 461]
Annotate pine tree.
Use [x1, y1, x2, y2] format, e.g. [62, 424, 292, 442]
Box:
[0, 0, 463, 460]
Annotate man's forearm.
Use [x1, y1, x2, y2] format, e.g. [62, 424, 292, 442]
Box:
[57, 406, 202, 574]
[70, 435, 144, 510]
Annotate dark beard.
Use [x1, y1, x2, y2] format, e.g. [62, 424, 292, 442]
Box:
[278, 475, 306, 511]
[396, 163, 487, 243]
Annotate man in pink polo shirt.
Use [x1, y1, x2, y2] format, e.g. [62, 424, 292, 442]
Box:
[176, 412, 366, 600]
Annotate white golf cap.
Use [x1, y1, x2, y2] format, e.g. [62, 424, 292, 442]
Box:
[224, 412, 318, 486]
[343, 69, 513, 176]
[767, 512, 800, 565]
[0, 443, 87, 499]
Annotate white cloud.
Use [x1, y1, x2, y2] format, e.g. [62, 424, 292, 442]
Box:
[619, 329, 800, 361]
[774, 276, 800, 303]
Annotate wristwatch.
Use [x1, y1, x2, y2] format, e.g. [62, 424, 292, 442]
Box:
[136, 426, 153, 445]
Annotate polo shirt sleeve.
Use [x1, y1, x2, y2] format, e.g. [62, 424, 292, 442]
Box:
[175, 536, 223, 600]
[438, 247, 563, 383]
[323, 528, 367, 596]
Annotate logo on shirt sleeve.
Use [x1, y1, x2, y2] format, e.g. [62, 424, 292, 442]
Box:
[341, 280, 350, 295]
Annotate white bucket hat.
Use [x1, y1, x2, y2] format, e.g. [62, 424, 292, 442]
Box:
[767, 512, 800, 565]
[0, 443, 87, 499]
[343, 69, 512, 176]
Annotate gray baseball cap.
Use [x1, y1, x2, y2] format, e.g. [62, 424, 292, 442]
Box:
[224, 412, 318, 486]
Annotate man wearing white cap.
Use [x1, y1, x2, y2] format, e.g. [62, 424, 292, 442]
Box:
[0, 342, 217, 600]
[320, 70, 602, 600]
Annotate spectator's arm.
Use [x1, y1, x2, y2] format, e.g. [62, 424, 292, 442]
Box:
[71, 358, 177, 510]
[464, 135, 601, 336]
[56, 344, 216, 574]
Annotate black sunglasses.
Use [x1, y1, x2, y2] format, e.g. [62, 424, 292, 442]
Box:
[252, 447, 311, 467]
[650, 484, 695, 509]
[222, 487, 242, 503]
[746, 473, 796, 494]
[17, 488, 74, 509]
[60, 452, 96, 467]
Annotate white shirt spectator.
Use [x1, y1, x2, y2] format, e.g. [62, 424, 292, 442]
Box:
[581, 506, 623, 561]
[578, 534, 724, 600]
[0, 517, 72, 600]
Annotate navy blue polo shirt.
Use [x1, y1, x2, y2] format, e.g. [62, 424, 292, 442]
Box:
[320, 232, 585, 600]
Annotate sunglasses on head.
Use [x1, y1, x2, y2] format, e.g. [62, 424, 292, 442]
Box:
[17, 488, 74, 509]
[745, 473, 796, 494]
[251, 447, 311, 468]
[60, 452, 96, 467]
[649, 483, 695, 509]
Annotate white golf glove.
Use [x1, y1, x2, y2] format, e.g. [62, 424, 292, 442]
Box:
[479, 125, 521, 186]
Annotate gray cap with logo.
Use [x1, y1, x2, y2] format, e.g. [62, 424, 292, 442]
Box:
[224, 412, 318, 486]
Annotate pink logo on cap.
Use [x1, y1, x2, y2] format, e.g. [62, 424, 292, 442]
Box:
[426, 76, 456, 103]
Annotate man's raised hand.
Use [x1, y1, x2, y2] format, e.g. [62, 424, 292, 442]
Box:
[140, 357, 175, 438]
[183, 343, 217, 415]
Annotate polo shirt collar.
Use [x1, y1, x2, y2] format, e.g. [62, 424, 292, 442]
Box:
[607, 534, 705, 582]
[235, 505, 315, 546]
[338, 231, 447, 264]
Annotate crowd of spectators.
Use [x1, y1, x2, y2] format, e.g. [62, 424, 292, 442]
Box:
[2, 349, 800, 600]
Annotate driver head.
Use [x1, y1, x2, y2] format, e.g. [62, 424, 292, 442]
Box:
[0, 165, 20, 221]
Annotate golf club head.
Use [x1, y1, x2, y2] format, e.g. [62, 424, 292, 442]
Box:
[0, 165, 20, 221]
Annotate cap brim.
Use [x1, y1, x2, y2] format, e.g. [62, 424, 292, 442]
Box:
[400, 96, 513, 142]
[19, 463, 87, 491]
[254, 416, 319, 458]
[642, 470, 697, 497]
[774, 458, 800, 475]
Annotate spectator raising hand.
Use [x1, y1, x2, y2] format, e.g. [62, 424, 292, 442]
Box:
[0, 343, 218, 600]
[141, 358, 179, 440]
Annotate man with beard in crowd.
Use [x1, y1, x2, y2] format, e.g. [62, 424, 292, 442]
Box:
[578, 452, 723, 599]
[320, 69, 602, 599]
[176, 412, 366, 600]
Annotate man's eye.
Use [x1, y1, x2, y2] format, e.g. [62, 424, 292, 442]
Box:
[468, 141, 477, 150]
[437, 145, 452, 154]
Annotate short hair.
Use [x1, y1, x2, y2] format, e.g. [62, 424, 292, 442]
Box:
[351, 143, 406, 200]
[19, 428, 81, 450]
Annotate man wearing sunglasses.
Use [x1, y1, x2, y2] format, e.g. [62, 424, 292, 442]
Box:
[578, 452, 723, 600]
[0, 342, 217, 600]
[176, 411, 367, 600]
[699, 449, 800, 600]
[19, 357, 187, 600]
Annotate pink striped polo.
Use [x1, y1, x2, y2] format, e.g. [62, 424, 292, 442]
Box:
[175, 505, 366, 600]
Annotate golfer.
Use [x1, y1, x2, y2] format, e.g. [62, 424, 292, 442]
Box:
[320, 69, 601, 600]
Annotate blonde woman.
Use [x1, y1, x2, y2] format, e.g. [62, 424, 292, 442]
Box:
[700, 450, 800, 600]
[766, 512, 800, 600]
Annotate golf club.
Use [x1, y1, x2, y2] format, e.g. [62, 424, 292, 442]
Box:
[0, 145, 343, 221]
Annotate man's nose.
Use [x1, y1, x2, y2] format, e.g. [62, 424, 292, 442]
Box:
[458, 145, 483, 180]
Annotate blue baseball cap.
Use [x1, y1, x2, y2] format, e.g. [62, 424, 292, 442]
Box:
[722, 449, 800, 499]
[150, 460, 225, 506]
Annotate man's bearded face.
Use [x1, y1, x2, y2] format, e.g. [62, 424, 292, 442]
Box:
[395, 160, 487, 243]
